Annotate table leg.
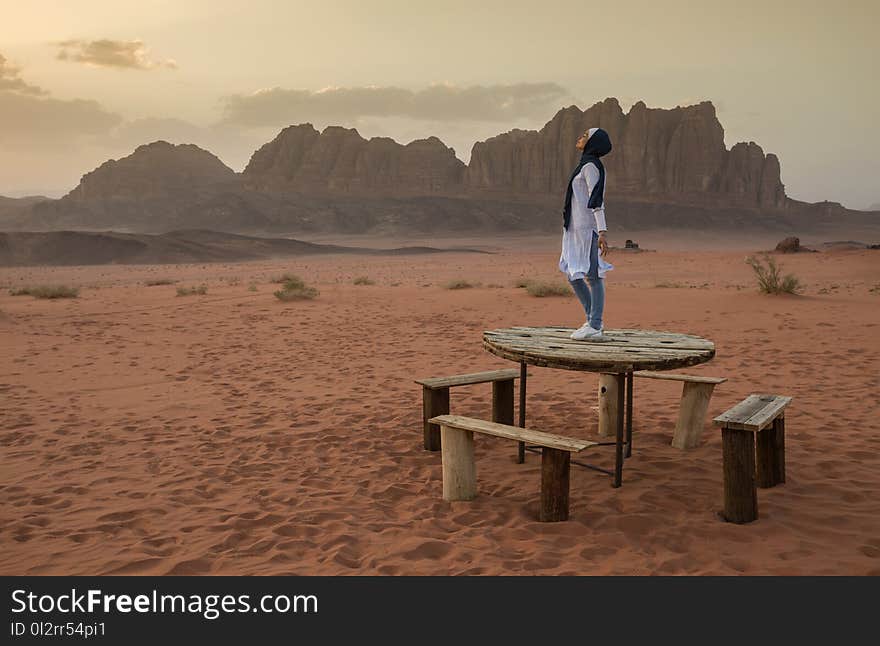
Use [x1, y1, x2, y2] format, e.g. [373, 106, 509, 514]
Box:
[613, 372, 625, 488]
[625, 370, 633, 458]
[517, 361, 527, 464]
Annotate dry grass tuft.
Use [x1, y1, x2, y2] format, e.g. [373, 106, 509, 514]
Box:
[274, 277, 319, 301]
[176, 285, 208, 297]
[9, 285, 79, 299]
[745, 254, 802, 294]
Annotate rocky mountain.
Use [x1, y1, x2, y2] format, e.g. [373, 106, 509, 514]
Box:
[466, 99, 785, 208]
[65, 141, 236, 201]
[3, 99, 875, 237]
[0, 195, 49, 218]
[238, 100, 784, 209]
[242, 125, 465, 195]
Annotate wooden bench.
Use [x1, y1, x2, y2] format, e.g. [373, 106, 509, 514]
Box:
[415, 369, 520, 451]
[713, 394, 792, 523]
[428, 414, 595, 522]
[632, 371, 728, 449]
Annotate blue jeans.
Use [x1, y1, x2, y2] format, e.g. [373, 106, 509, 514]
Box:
[568, 231, 605, 330]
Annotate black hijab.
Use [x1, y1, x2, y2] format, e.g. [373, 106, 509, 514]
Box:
[563, 128, 612, 230]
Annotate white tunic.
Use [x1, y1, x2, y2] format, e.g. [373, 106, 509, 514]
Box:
[558, 162, 613, 281]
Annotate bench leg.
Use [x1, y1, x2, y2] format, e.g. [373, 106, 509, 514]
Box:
[671, 382, 716, 450]
[540, 447, 571, 521]
[756, 416, 786, 488]
[721, 427, 758, 523]
[440, 426, 477, 501]
[517, 361, 527, 463]
[423, 386, 449, 451]
[598, 373, 619, 438]
[492, 378, 515, 425]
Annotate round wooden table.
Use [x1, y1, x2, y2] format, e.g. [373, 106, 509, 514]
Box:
[482, 326, 716, 486]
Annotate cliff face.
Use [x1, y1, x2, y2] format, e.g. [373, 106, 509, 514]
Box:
[466, 98, 786, 208]
[242, 124, 466, 195]
[59, 100, 786, 211]
[65, 141, 236, 202]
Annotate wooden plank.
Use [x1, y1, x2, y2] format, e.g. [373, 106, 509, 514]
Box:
[634, 371, 727, 384]
[713, 395, 771, 428]
[415, 368, 520, 389]
[671, 381, 715, 449]
[488, 327, 716, 351]
[429, 414, 595, 452]
[440, 426, 477, 501]
[422, 386, 448, 451]
[597, 374, 619, 438]
[483, 337, 714, 359]
[742, 395, 792, 431]
[713, 394, 792, 431]
[540, 448, 571, 522]
[484, 329, 715, 350]
[483, 334, 715, 356]
[483, 340, 713, 373]
[722, 428, 758, 523]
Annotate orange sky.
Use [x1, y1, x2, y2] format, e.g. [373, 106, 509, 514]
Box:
[1, 0, 878, 208]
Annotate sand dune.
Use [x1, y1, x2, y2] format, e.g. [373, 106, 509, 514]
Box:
[0, 243, 878, 575]
[0, 229, 488, 267]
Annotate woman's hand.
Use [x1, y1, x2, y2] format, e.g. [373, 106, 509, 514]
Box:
[598, 231, 609, 256]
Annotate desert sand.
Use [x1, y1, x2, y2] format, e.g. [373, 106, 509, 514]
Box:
[1, 236, 878, 575]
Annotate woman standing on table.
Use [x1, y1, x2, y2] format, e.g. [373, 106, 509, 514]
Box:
[559, 127, 613, 340]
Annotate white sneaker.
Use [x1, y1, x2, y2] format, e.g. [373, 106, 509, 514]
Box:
[571, 323, 602, 340]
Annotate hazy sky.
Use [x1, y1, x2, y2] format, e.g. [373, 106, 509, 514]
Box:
[1, 0, 877, 208]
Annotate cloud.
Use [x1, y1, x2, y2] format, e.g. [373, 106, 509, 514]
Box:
[0, 53, 47, 95]
[0, 90, 123, 148]
[220, 82, 572, 127]
[56, 39, 178, 70]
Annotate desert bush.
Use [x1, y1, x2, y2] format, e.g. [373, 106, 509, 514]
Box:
[513, 279, 531, 288]
[745, 254, 801, 294]
[525, 281, 571, 297]
[248, 283, 258, 292]
[654, 281, 685, 288]
[271, 273, 305, 286]
[443, 279, 479, 290]
[353, 276, 375, 285]
[274, 278, 319, 301]
[9, 285, 79, 299]
[176, 284, 208, 296]
[145, 278, 176, 286]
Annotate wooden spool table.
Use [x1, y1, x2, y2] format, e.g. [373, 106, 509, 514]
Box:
[482, 327, 716, 487]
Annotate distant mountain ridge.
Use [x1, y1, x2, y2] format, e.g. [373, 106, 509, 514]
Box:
[1, 98, 875, 236]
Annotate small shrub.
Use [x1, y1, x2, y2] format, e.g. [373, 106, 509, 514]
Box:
[444, 279, 477, 290]
[353, 276, 375, 286]
[145, 278, 176, 286]
[654, 281, 685, 289]
[525, 281, 571, 297]
[176, 284, 208, 296]
[271, 273, 305, 286]
[513, 279, 531, 288]
[274, 278, 318, 301]
[745, 255, 802, 294]
[9, 285, 79, 299]
[247, 283, 258, 292]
